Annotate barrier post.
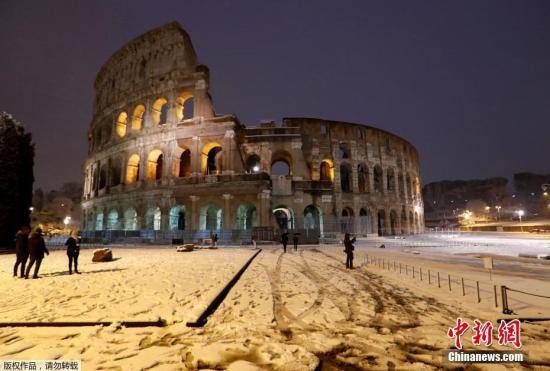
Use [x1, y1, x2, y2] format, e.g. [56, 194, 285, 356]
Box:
[399, 263, 402, 274]
[493, 285, 498, 308]
[420, 267, 423, 281]
[428, 270, 431, 284]
[412, 266, 415, 279]
[476, 281, 481, 303]
[501, 286, 513, 314]
[448, 274, 452, 291]
[461, 277, 465, 296]
[437, 272, 441, 288]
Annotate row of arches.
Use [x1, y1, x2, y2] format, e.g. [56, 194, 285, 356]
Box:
[95, 93, 195, 144]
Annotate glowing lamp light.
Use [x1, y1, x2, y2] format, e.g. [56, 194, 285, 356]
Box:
[252, 165, 260, 172]
[63, 216, 71, 226]
[516, 210, 524, 217]
[29, 206, 34, 212]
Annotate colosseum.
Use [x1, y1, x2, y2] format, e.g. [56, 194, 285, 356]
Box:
[81, 22, 424, 243]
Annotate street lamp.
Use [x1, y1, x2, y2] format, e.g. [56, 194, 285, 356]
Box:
[495, 205, 501, 221]
[516, 210, 524, 232]
[63, 216, 71, 227]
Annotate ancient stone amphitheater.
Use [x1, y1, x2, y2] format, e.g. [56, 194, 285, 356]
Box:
[81, 22, 424, 243]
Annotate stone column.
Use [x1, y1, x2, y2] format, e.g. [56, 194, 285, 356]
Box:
[259, 190, 271, 226]
[189, 196, 200, 230]
[351, 161, 359, 193]
[139, 147, 148, 182]
[193, 79, 214, 119]
[223, 130, 235, 174]
[222, 194, 233, 230]
[384, 208, 391, 236]
[191, 136, 201, 176]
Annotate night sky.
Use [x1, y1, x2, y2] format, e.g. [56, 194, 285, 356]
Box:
[1, 0, 549, 191]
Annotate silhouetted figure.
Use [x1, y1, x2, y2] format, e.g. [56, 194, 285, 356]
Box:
[25, 227, 49, 279]
[293, 233, 299, 251]
[212, 233, 218, 247]
[65, 231, 80, 274]
[13, 226, 30, 278]
[281, 232, 289, 253]
[344, 233, 356, 269]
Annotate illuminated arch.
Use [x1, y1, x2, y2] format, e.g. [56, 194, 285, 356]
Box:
[176, 92, 194, 121]
[132, 104, 145, 130]
[235, 202, 258, 230]
[152, 98, 168, 125]
[147, 149, 164, 181]
[201, 142, 223, 175]
[126, 154, 140, 183]
[320, 159, 334, 182]
[116, 112, 128, 137]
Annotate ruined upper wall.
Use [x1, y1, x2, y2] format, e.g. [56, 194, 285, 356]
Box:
[93, 22, 199, 115]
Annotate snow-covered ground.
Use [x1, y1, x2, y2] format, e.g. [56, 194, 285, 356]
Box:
[0, 246, 549, 370]
[363, 232, 550, 257]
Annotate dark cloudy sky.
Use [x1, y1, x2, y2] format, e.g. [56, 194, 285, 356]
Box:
[1, 0, 549, 191]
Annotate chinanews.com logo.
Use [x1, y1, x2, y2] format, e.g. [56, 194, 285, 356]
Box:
[445, 318, 525, 363]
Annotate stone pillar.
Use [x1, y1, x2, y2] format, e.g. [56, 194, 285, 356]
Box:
[189, 196, 200, 230]
[139, 147, 148, 182]
[259, 190, 271, 226]
[193, 79, 214, 119]
[160, 204, 170, 231]
[381, 168, 387, 195]
[222, 194, 233, 230]
[223, 130, 235, 175]
[351, 161, 359, 193]
[142, 98, 153, 129]
[384, 208, 391, 236]
[167, 92, 178, 126]
[191, 136, 201, 176]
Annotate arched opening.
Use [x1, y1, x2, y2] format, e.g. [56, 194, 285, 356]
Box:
[169, 205, 186, 231]
[178, 149, 191, 177]
[358, 164, 368, 192]
[132, 104, 145, 131]
[398, 173, 405, 200]
[106, 210, 119, 230]
[246, 154, 261, 173]
[390, 210, 398, 235]
[124, 208, 138, 230]
[176, 93, 194, 121]
[235, 203, 258, 230]
[320, 159, 333, 182]
[341, 207, 355, 233]
[409, 211, 414, 234]
[387, 168, 395, 192]
[271, 150, 293, 176]
[373, 166, 383, 193]
[99, 164, 108, 189]
[147, 149, 164, 181]
[95, 212, 104, 231]
[92, 166, 99, 190]
[145, 207, 162, 230]
[199, 203, 222, 231]
[152, 98, 168, 125]
[401, 209, 407, 234]
[340, 163, 352, 193]
[273, 206, 295, 230]
[377, 210, 387, 236]
[126, 154, 140, 183]
[406, 174, 413, 200]
[338, 144, 350, 159]
[359, 208, 372, 235]
[116, 112, 128, 137]
[304, 204, 324, 237]
[201, 142, 223, 175]
[109, 159, 122, 187]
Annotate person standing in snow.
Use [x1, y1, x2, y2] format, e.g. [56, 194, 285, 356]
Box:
[25, 227, 49, 279]
[281, 232, 289, 253]
[13, 226, 30, 278]
[293, 233, 299, 251]
[344, 233, 356, 269]
[65, 230, 80, 274]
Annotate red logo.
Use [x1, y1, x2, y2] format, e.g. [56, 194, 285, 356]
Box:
[447, 318, 521, 349]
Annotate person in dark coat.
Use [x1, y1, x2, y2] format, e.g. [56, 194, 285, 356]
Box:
[25, 227, 49, 279]
[344, 233, 356, 269]
[281, 232, 289, 253]
[65, 231, 80, 274]
[212, 233, 218, 247]
[293, 233, 299, 251]
[13, 226, 30, 278]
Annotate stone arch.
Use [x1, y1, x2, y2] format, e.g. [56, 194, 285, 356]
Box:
[340, 162, 352, 193]
[273, 206, 295, 230]
[106, 210, 119, 230]
[235, 202, 258, 230]
[169, 204, 186, 230]
[201, 142, 223, 175]
[377, 209, 387, 236]
[147, 149, 164, 181]
[398, 173, 405, 199]
[338, 143, 351, 159]
[304, 204, 324, 237]
[271, 150, 293, 176]
[176, 92, 194, 121]
[115, 112, 128, 137]
[126, 154, 140, 183]
[199, 203, 223, 231]
[359, 208, 372, 234]
[389, 210, 398, 235]
[152, 98, 168, 125]
[145, 206, 162, 230]
[124, 208, 138, 230]
[109, 157, 123, 187]
[358, 163, 369, 192]
[245, 154, 261, 173]
[173, 147, 191, 177]
[95, 212, 104, 231]
[387, 168, 395, 192]
[132, 104, 145, 131]
[99, 164, 108, 189]
[341, 207, 355, 233]
[320, 159, 334, 182]
[373, 165, 383, 193]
